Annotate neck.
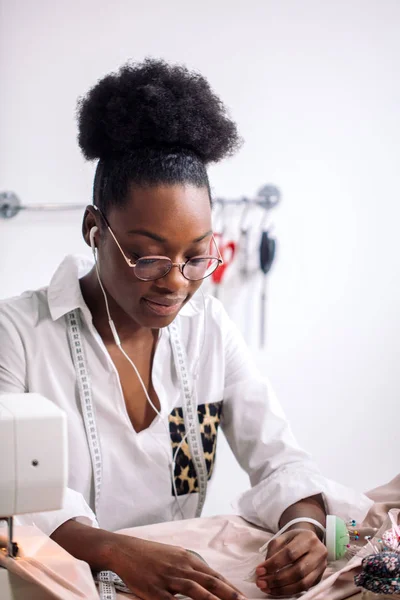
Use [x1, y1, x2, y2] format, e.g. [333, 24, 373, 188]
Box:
[80, 268, 153, 345]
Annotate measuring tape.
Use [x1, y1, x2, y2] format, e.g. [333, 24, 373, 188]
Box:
[66, 310, 208, 599]
[97, 570, 131, 597]
[66, 311, 102, 516]
[97, 572, 117, 600]
[169, 320, 208, 518]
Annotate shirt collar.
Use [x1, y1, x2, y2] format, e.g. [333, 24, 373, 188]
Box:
[47, 254, 203, 322]
[47, 254, 93, 321]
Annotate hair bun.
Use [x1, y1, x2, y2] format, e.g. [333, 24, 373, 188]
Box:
[77, 58, 241, 164]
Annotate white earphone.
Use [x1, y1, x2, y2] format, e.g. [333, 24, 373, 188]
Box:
[90, 226, 98, 251]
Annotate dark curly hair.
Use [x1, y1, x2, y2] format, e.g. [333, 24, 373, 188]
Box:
[77, 58, 241, 215]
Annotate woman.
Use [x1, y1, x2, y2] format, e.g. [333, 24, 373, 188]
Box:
[0, 59, 371, 599]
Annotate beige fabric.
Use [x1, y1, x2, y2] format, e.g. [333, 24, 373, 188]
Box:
[0, 526, 99, 599]
[114, 515, 358, 600]
[111, 474, 400, 600]
[1, 474, 399, 599]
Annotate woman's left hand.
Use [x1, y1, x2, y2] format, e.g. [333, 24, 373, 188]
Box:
[255, 528, 328, 596]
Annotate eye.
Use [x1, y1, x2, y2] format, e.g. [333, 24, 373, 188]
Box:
[137, 257, 160, 266]
[188, 257, 209, 266]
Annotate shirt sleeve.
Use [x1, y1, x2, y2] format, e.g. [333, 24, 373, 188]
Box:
[13, 488, 99, 536]
[217, 303, 373, 532]
[0, 307, 99, 536]
[0, 304, 28, 393]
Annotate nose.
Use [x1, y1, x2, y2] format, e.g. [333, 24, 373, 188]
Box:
[153, 263, 190, 294]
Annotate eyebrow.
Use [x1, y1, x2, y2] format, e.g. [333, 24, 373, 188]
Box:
[126, 229, 213, 244]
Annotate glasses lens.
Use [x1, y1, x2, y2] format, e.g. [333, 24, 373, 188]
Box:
[183, 258, 220, 281]
[134, 258, 172, 281]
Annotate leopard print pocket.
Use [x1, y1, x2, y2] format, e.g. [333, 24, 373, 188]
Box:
[168, 401, 223, 496]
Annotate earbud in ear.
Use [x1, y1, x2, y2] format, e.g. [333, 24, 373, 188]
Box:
[89, 226, 99, 250]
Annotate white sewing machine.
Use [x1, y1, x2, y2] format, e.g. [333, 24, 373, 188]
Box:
[0, 393, 68, 599]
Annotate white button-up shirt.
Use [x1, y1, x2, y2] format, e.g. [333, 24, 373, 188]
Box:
[0, 256, 372, 536]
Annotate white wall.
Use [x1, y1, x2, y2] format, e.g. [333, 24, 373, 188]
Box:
[1, 0, 399, 516]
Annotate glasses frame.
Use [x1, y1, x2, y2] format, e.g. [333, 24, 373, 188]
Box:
[93, 206, 224, 282]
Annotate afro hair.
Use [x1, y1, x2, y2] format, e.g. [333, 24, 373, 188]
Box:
[77, 58, 241, 164]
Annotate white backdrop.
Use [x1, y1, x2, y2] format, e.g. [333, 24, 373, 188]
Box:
[1, 0, 399, 516]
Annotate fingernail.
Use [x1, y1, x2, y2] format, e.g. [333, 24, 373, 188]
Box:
[257, 580, 267, 589]
[256, 567, 266, 576]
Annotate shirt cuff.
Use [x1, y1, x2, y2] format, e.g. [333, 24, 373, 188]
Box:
[234, 463, 374, 532]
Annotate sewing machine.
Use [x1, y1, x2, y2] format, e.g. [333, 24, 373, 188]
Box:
[0, 393, 68, 599]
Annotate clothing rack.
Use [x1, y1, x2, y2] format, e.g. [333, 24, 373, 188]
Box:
[0, 192, 86, 220]
[0, 185, 281, 220]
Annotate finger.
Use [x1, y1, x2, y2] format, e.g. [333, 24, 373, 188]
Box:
[134, 587, 175, 600]
[188, 558, 245, 597]
[256, 552, 326, 589]
[171, 579, 220, 600]
[265, 565, 325, 597]
[256, 534, 321, 575]
[189, 571, 246, 600]
[169, 577, 245, 600]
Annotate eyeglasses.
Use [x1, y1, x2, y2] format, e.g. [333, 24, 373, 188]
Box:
[93, 207, 223, 282]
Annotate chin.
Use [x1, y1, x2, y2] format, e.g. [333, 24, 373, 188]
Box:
[138, 312, 178, 329]
[126, 300, 185, 329]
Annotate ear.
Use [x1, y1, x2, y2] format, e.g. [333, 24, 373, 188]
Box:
[82, 206, 100, 248]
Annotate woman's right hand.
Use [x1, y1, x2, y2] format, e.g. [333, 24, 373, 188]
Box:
[51, 520, 246, 600]
[107, 534, 246, 600]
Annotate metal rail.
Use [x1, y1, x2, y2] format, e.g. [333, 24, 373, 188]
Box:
[0, 185, 280, 220]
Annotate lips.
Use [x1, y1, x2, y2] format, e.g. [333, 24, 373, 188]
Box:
[142, 296, 186, 317]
